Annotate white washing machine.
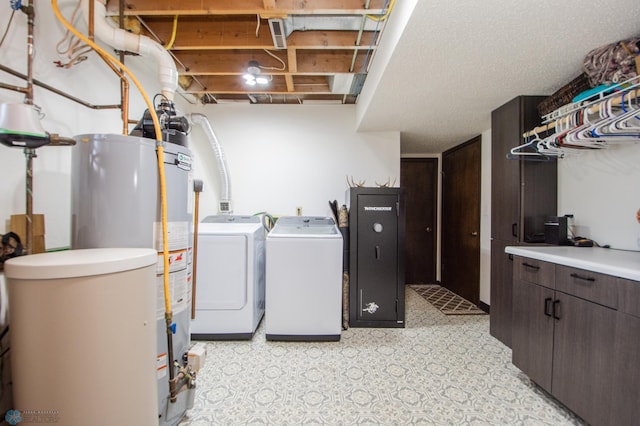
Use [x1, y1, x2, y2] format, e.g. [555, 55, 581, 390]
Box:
[191, 215, 265, 340]
[265, 216, 343, 341]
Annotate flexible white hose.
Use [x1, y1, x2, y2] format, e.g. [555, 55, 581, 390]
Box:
[189, 113, 232, 213]
[81, 0, 178, 100]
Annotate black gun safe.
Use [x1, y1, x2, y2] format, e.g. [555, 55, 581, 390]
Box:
[348, 187, 405, 327]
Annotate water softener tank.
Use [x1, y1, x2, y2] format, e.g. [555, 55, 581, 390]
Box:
[4, 248, 158, 425]
[71, 133, 194, 426]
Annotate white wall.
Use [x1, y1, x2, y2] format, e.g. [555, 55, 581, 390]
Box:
[10, 1, 635, 315]
[479, 129, 492, 305]
[186, 104, 400, 219]
[0, 2, 173, 249]
[0, 3, 400, 249]
[558, 143, 640, 251]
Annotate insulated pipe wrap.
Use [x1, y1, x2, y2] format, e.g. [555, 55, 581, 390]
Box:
[189, 113, 232, 212]
[82, 0, 177, 100]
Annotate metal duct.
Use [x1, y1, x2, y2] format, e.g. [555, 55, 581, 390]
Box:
[279, 15, 382, 37]
[189, 113, 233, 214]
[81, 0, 178, 100]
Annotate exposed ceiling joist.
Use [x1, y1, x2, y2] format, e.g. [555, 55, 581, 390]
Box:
[106, 0, 387, 17]
[106, 0, 392, 104]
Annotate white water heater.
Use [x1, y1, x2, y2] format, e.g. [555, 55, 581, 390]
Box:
[71, 133, 194, 426]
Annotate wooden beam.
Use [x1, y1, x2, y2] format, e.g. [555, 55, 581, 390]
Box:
[287, 48, 297, 73]
[295, 50, 369, 73]
[138, 16, 379, 50]
[174, 50, 292, 74]
[184, 74, 335, 95]
[285, 74, 294, 92]
[287, 31, 378, 49]
[106, 0, 386, 16]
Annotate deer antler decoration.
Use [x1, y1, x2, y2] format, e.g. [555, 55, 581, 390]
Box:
[347, 175, 366, 188]
[375, 177, 396, 188]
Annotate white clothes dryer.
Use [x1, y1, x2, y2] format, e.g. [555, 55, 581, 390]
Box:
[191, 215, 265, 340]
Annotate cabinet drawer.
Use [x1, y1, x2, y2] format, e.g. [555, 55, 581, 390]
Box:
[556, 265, 618, 309]
[514, 257, 555, 288]
[618, 278, 640, 317]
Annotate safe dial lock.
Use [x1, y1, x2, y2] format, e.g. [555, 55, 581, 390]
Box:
[373, 223, 383, 233]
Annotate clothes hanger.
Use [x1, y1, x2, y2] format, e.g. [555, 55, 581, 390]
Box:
[508, 134, 540, 157]
[507, 131, 555, 161]
[607, 90, 640, 136]
[591, 93, 640, 141]
[534, 129, 564, 157]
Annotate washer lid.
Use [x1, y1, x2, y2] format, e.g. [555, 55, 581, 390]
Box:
[275, 216, 335, 226]
[198, 221, 263, 235]
[269, 216, 340, 237]
[4, 248, 158, 280]
[202, 215, 260, 224]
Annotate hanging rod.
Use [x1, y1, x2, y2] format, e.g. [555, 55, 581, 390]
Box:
[523, 84, 640, 138]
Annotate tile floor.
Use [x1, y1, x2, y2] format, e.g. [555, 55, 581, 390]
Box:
[179, 287, 586, 425]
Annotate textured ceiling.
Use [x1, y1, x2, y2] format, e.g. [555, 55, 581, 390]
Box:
[356, 0, 640, 154]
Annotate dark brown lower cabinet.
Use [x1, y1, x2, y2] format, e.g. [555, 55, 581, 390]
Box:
[511, 279, 554, 392]
[489, 239, 514, 347]
[611, 279, 640, 425]
[511, 256, 620, 426]
[551, 292, 615, 426]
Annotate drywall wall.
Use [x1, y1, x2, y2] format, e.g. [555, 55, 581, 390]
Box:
[186, 104, 400, 219]
[558, 143, 640, 251]
[0, 4, 400, 249]
[479, 129, 492, 305]
[0, 2, 179, 249]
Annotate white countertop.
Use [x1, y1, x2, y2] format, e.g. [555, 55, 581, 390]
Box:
[504, 246, 640, 281]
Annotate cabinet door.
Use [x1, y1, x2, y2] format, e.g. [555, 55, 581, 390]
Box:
[520, 96, 556, 242]
[491, 97, 521, 242]
[489, 239, 514, 347]
[511, 279, 554, 392]
[611, 312, 640, 425]
[491, 96, 551, 242]
[552, 292, 616, 426]
[521, 159, 557, 242]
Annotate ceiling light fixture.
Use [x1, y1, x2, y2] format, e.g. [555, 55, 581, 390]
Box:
[243, 60, 269, 86]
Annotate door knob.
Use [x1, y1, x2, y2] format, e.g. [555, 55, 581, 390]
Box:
[470, 231, 478, 236]
[425, 227, 432, 232]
